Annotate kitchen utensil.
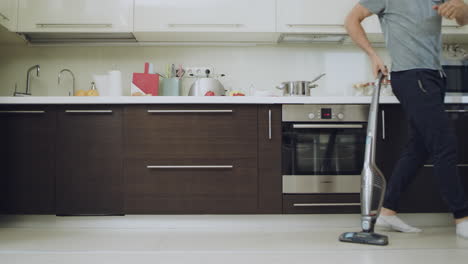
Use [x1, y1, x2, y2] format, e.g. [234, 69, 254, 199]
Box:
[188, 77, 226, 96]
[276, 73, 326, 96]
[177, 64, 185, 79]
[171, 64, 176, 78]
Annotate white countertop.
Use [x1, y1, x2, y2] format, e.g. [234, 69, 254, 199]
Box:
[1, 95, 468, 105]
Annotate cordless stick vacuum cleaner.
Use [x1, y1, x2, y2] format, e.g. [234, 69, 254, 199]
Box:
[339, 72, 389, 246]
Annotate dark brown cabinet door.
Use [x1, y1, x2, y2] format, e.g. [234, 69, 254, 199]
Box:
[376, 105, 408, 182]
[397, 167, 448, 213]
[258, 105, 282, 213]
[124, 105, 258, 214]
[55, 106, 124, 215]
[0, 105, 56, 214]
[376, 104, 468, 213]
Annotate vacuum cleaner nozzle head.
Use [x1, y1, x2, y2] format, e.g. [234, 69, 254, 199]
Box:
[339, 232, 389, 246]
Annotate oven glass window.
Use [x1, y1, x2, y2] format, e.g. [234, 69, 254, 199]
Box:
[282, 124, 366, 175]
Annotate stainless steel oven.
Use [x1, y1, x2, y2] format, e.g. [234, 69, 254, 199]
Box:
[282, 105, 369, 194]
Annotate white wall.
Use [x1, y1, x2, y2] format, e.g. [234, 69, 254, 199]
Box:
[0, 43, 390, 97]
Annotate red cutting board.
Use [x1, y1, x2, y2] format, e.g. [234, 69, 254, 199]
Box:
[132, 63, 159, 96]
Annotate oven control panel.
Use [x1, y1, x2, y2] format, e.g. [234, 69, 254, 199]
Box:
[282, 105, 369, 122]
[308, 108, 344, 120]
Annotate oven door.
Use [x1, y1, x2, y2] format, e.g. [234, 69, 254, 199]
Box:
[282, 123, 367, 194]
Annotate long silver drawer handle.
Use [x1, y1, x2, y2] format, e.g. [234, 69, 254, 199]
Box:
[147, 110, 233, 113]
[268, 109, 272, 140]
[287, 24, 344, 28]
[0, 110, 45, 114]
[293, 203, 361, 207]
[65, 110, 113, 113]
[36, 23, 113, 28]
[147, 165, 233, 169]
[293, 124, 364, 129]
[0, 12, 9, 21]
[382, 110, 386, 140]
[424, 164, 468, 168]
[446, 110, 468, 113]
[443, 25, 463, 28]
[168, 24, 243, 28]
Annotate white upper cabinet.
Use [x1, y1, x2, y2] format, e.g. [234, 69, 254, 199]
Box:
[0, 0, 18, 31]
[134, 0, 276, 33]
[17, 0, 133, 32]
[277, 0, 380, 34]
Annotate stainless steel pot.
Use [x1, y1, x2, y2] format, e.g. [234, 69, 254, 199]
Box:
[277, 73, 326, 96]
[188, 78, 226, 96]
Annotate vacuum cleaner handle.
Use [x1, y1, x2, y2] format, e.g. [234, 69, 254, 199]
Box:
[375, 71, 386, 88]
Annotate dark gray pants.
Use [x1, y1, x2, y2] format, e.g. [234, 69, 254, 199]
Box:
[383, 69, 468, 219]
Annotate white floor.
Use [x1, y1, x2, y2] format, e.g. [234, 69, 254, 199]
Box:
[0, 214, 467, 264]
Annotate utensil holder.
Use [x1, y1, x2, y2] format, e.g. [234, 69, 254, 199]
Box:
[161, 77, 181, 96]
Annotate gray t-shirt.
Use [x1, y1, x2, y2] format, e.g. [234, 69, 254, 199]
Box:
[359, 0, 443, 72]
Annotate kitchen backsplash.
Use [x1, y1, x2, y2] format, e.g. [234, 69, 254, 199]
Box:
[0, 44, 391, 97]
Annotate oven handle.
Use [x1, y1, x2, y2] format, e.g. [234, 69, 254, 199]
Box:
[292, 124, 364, 129]
[293, 203, 361, 207]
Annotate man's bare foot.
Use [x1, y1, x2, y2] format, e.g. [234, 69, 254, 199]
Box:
[380, 207, 397, 216]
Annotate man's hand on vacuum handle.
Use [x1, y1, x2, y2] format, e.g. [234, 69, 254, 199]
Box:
[371, 54, 389, 79]
[433, 0, 468, 26]
[345, 4, 389, 78]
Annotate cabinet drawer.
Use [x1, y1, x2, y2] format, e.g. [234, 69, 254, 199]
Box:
[125, 157, 258, 214]
[124, 105, 257, 158]
[283, 194, 361, 214]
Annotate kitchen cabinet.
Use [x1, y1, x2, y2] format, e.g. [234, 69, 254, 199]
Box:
[17, 0, 133, 33]
[124, 105, 258, 214]
[0, 0, 18, 31]
[55, 106, 124, 215]
[134, 0, 277, 42]
[257, 105, 282, 213]
[277, 0, 381, 34]
[0, 105, 56, 214]
[283, 194, 361, 214]
[376, 104, 468, 213]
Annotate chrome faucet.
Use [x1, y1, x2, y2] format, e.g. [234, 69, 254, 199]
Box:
[58, 69, 76, 96]
[14, 65, 40, 96]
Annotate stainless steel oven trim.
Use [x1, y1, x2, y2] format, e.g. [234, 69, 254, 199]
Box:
[293, 203, 361, 207]
[292, 124, 364, 129]
[282, 104, 369, 122]
[283, 175, 361, 194]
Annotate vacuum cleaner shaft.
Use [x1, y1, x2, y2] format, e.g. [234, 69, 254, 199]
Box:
[339, 72, 389, 246]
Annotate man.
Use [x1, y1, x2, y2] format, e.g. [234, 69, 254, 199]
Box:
[345, 0, 468, 239]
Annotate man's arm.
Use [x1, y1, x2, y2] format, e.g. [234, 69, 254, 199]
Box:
[434, 0, 468, 26]
[345, 4, 388, 77]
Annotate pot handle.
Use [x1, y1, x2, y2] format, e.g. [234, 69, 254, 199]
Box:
[310, 73, 326, 84]
[308, 83, 318, 89]
[276, 84, 286, 90]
